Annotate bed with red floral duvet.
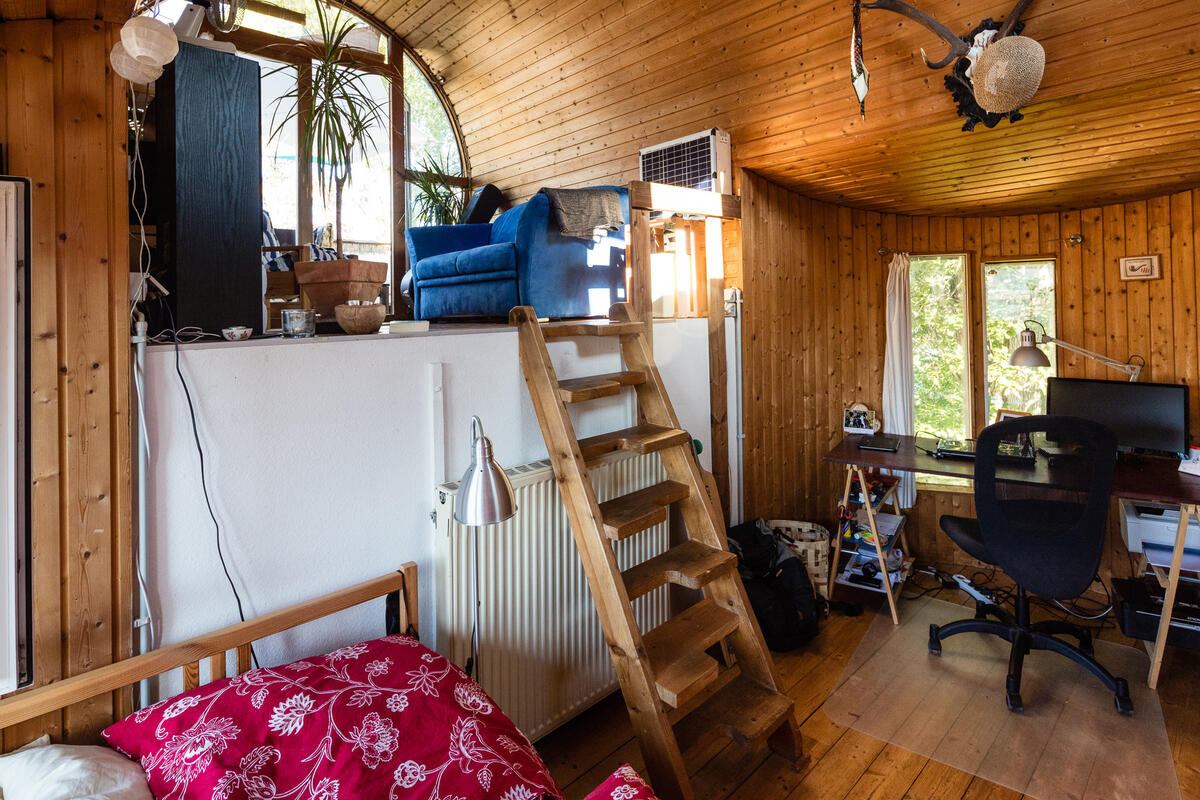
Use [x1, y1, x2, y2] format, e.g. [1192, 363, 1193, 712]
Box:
[0, 565, 659, 800]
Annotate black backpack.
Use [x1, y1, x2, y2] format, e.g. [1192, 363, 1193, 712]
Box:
[728, 520, 822, 651]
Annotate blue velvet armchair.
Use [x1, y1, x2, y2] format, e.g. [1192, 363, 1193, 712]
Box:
[404, 186, 630, 320]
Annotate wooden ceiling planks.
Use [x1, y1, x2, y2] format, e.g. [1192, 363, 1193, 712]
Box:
[0, 0, 128, 20]
[355, 0, 1200, 214]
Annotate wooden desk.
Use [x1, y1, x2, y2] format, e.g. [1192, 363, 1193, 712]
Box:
[824, 433, 1200, 690]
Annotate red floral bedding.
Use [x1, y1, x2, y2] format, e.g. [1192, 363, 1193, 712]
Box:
[582, 765, 661, 800]
[103, 635, 563, 800]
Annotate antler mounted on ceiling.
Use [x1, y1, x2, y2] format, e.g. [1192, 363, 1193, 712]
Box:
[862, 0, 1034, 69]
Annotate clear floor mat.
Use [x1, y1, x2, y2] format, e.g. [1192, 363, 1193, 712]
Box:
[824, 597, 1180, 800]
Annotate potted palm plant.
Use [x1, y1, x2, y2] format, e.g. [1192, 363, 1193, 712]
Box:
[409, 153, 466, 225]
[269, 3, 391, 317]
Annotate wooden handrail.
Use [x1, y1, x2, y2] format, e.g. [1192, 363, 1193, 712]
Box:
[0, 563, 417, 731]
[628, 181, 741, 220]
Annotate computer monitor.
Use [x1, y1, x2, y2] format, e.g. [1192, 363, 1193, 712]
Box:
[1046, 377, 1189, 457]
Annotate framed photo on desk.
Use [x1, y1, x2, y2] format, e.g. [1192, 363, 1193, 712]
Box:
[994, 408, 1031, 424]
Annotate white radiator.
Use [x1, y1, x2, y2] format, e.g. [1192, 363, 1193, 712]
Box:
[435, 452, 670, 741]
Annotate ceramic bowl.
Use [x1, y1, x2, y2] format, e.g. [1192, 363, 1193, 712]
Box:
[221, 326, 252, 341]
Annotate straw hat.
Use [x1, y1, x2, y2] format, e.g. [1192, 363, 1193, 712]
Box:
[972, 35, 1045, 114]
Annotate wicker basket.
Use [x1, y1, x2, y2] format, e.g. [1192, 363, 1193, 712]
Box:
[768, 519, 831, 599]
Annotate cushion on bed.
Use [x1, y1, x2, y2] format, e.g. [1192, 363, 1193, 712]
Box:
[102, 635, 562, 800]
[0, 734, 152, 800]
[582, 765, 661, 800]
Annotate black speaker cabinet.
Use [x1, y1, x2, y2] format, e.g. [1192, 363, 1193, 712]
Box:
[154, 43, 262, 334]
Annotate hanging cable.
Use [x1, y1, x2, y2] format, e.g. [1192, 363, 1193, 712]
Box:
[164, 304, 258, 668]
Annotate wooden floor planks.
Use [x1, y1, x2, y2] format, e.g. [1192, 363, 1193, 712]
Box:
[540, 592, 1200, 800]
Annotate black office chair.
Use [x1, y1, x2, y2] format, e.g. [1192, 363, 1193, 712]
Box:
[934, 415, 1133, 715]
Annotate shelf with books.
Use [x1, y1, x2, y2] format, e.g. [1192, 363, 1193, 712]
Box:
[839, 510, 905, 557]
[829, 463, 914, 624]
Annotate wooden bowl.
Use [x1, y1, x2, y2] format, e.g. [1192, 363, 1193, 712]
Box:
[334, 303, 387, 335]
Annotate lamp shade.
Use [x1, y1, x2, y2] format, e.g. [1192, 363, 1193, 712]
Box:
[110, 40, 164, 84]
[454, 416, 517, 527]
[1010, 326, 1051, 368]
[120, 16, 178, 68]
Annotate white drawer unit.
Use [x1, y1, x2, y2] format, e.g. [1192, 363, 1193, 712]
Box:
[1119, 498, 1200, 553]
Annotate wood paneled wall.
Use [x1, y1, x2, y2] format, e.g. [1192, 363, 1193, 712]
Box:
[739, 169, 1200, 580]
[0, 19, 132, 745]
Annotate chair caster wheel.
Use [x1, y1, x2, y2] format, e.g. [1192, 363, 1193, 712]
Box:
[928, 624, 942, 655]
[1006, 692, 1023, 713]
[1114, 679, 1133, 715]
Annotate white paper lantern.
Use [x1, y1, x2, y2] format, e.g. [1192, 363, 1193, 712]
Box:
[120, 16, 178, 68]
[110, 40, 164, 84]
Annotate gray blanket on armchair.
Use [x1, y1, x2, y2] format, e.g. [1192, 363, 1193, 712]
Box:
[539, 187, 624, 239]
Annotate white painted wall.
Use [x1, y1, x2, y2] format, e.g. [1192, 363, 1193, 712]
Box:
[142, 320, 710, 690]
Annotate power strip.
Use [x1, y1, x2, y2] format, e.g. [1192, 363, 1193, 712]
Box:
[952, 573, 996, 605]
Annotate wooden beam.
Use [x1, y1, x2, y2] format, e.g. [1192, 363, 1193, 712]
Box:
[629, 181, 741, 220]
[705, 218, 730, 521]
[629, 208, 653, 351]
[389, 35, 408, 317]
[245, 0, 306, 25]
[0, 17, 63, 749]
[295, 61, 313, 247]
[104, 18, 133, 722]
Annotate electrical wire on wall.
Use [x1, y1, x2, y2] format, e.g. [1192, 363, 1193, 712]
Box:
[128, 83, 153, 321]
[127, 83, 158, 690]
[162, 304, 257, 668]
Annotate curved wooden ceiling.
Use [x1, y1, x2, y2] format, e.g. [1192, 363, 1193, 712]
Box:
[350, 0, 1200, 215]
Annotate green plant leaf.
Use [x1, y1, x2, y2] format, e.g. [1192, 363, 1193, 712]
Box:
[265, 1, 394, 253]
[408, 152, 465, 226]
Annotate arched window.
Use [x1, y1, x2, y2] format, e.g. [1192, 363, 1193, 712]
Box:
[404, 53, 463, 227]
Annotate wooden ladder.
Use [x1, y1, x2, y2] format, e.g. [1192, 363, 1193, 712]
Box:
[511, 302, 802, 800]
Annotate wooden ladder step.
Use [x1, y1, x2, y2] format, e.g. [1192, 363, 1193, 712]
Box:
[557, 370, 647, 403]
[644, 598, 741, 708]
[578, 424, 691, 462]
[540, 319, 644, 339]
[623, 541, 738, 599]
[674, 675, 795, 758]
[599, 481, 690, 540]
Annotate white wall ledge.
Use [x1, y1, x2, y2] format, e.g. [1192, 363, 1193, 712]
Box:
[151, 317, 695, 353]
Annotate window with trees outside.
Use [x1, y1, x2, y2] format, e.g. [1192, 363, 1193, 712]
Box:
[909, 255, 1057, 446]
[984, 260, 1056, 420]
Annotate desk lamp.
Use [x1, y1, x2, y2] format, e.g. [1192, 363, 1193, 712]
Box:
[1010, 320, 1144, 382]
[453, 416, 517, 684]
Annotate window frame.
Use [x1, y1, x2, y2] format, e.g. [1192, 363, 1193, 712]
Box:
[908, 252, 976, 443]
[979, 256, 1059, 427]
[217, 18, 470, 316]
[907, 251, 1059, 473]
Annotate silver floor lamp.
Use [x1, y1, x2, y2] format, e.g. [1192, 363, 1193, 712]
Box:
[453, 416, 517, 684]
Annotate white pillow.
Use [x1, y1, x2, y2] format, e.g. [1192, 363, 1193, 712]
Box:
[0, 735, 152, 800]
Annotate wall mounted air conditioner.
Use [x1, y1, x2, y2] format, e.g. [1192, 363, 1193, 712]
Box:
[638, 128, 733, 194]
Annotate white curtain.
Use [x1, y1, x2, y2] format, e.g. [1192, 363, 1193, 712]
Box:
[883, 252, 916, 509]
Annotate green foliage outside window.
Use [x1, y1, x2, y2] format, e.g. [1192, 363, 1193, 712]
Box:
[909, 257, 1056, 440]
[984, 261, 1056, 419]
[910, 256, 970, 440]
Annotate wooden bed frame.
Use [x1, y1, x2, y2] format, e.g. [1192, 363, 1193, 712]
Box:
[0, 563, 418, 751]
